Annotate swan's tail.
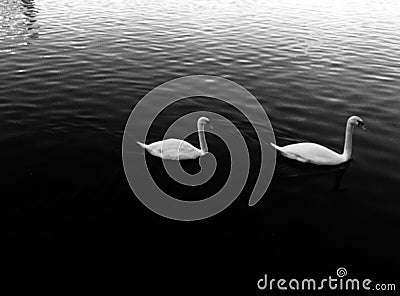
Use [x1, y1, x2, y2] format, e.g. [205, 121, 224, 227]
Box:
[137, 141, 147, 149]
[270, 142, 283, 152]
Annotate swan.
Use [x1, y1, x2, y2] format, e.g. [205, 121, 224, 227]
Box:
[271, 116, 366, 165]
[137, 117, 211, 160]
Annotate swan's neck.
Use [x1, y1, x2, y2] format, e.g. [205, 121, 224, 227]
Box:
[342, 121, 354, 160]
[198, 122, 208, 154]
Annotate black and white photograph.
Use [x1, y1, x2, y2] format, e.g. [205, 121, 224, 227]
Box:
[1, 0, 399, 294]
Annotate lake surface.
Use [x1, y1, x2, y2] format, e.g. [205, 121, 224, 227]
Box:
[1, 0, 400, 292]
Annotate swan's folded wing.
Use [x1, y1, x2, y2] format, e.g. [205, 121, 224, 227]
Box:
[159, 139, 199, 159]
[281, 143, 342, 165]
[177, 141, 197, 152]
[156, 139, 195, 153]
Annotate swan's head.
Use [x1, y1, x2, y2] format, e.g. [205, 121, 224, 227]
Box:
[349, 115, 366, 131]
[198, 116, 212, 128]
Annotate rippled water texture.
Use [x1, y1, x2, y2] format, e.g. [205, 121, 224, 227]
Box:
[1, 0, 400, 286]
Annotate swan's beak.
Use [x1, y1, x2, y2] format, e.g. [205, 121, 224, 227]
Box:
[358, 121, 367, 131]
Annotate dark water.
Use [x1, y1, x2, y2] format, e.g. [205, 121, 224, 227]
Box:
[1, 0, 400, 292]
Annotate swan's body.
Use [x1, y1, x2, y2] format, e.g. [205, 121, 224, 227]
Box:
[271, 142, 346, 165]
[137, 117, 211, 160]
[271, 116, 366, 165]
[137, 138, 205, 160]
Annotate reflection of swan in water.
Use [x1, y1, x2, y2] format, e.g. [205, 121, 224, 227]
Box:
[275, 159, 351, 192]
[271, 116, 366, 165]
[137, 117, 212, 160]
[332, 162, 350, 191]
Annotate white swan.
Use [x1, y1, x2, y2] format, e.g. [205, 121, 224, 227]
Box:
[271, 116, 366, 165]
[137, 117, 211, 160]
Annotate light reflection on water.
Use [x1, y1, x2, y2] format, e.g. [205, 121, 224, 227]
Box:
[0, 0, 39, 53]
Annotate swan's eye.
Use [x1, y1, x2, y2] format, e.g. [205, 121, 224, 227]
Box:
[357, 121, 365, 127]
